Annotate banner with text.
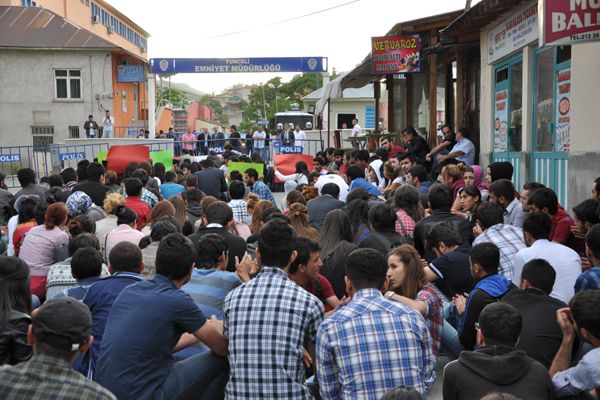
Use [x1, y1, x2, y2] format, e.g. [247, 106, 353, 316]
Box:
[151, 57, 327, 74]
[371, 35, 420, 74]
[494, 89, 509, 153]
[488, 1, 538, 64]
[540, 0, 600, 46]
[555, 67, 571, 152]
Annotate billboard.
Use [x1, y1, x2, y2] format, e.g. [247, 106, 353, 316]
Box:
[487, 1, 538, 64]
[117, 65, 145, 82]
[540, 0, 600, 46]
[151, 57, 327, 74]
[371, 35, 420, 75]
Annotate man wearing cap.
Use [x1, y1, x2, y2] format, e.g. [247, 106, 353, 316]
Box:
[0, 297, 116, 399]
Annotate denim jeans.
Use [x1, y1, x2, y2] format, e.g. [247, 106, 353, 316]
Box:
[441, 302, 464, 360]
[153, 351, 228, 400]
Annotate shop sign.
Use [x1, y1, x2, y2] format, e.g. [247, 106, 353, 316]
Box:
[493, 89, 509, 152]
[488, 1, 538, 64]
[555, 67, 571, 152]
[117, 65, 145, 82]
[540, 0, 600, 46]
[371, 35, 420, 75]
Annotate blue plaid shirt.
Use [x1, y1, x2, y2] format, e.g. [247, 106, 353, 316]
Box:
[574, 265, 600, 293]
[249, 181, 276, 205]
[316, 288, 436, 399]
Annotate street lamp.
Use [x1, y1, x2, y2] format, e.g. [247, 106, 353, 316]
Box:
[267, 82, 279, 114]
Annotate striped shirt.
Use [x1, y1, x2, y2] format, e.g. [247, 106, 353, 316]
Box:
[473, 224, 526, 281]
[316, 288, 436, 399]
[182, 268, 242, 320]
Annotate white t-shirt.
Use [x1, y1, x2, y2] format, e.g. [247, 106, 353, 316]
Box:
[253, 130, 266, 149]
[103, 115, 114, 130]
[352, 124, 361, 137]
[295, 130, 306, 148]
[315, 174, 349, 202]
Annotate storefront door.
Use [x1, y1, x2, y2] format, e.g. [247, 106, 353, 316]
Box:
[492, 55, 523, 189]
[531, 46, 571, 207]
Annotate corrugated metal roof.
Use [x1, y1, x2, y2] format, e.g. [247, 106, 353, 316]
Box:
[0, 6, 119, 50]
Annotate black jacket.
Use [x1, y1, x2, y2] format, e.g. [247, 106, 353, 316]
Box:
[195, 168, 228, 200]
[71, 181, 112, 208]
[443, 345, 555, 400]
[358, 231, 406, 257]
[414, 211, 472, 261]
[406, 134, 430, 164]
[188, 227, 246, 273]
[307, 195, 345, 232]
[0, 311, 32, 366]
[84, 120, 99, 137]
[501, 288, 566, 368]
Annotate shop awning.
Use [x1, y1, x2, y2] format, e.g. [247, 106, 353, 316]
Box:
[440, 0, 527, 42]
[340, 10, 463, 90]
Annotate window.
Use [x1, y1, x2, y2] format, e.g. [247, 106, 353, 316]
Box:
[54, 69, 81, 100]
[68, 126, 80, 139]
[119, 22, 126, 37]
[21, 0, 36, 6]
[127, 28, 133, 42]
[91, 3, 100, 16]
[101, 10, 109, 26]
[32, 126, 54, 151]
[111, 16, 118, 32]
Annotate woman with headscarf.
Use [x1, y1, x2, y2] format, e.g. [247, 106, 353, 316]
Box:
[464, 165, 489, 202]
[66, 191, 106, 222]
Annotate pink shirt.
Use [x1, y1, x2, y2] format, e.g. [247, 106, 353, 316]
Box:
[182, 133, 196, 150]
[19, 225, 69, 277]
[395, 209, 416, 237]
[105, 224, 145, 262]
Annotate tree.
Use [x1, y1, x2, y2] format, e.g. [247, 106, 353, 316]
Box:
[198, 94, 229, 125]
[157, 87, 188, 108]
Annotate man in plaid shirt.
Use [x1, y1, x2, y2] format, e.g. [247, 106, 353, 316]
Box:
[316, 248, 436, 399]
[223, 220, 324, 399]
[227, 180, 250, 223]
[473, 202, 526, 281]
[243, 167, 276, 205]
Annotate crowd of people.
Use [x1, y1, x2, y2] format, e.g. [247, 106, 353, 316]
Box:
[0, 123, 599, 400]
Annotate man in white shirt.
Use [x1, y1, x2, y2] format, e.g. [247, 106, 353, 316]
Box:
[513, 212, 582, 304]
[252, 125, 267, 159]
[102, 109, 115, 139]
[315, 173, 349, 202]
[351, 118, 361, 150]
[437, 126, 475, 166]
[294, 124, 306, 149]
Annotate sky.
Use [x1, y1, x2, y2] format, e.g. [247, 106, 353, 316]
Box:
[108, 0, 479, 94]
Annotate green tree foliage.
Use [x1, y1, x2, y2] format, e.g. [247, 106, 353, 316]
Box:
[240, 69, 338, 130]
[198, 94, 229, 125]
[157, 87, 188, 108]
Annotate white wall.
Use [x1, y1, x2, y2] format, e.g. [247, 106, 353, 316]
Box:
[0, 49, 112, 147]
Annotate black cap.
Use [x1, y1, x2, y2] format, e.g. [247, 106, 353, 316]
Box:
[32, 297, 92, 352]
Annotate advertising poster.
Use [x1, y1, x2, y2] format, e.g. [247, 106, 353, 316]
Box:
[555, 67, 571, 152]
[540, 0, 600, 46]
[371, 35, 420, 75]
[494, 89, 509, 152]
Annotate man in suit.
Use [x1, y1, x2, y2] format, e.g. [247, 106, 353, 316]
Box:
[196, 129, 207, 156]
[188, 201, 246, 273]
[307, 183, 345, 231]
[211, 126, 225, 149]
[281, 123, 295, 147]
[194, 159, 228, 201]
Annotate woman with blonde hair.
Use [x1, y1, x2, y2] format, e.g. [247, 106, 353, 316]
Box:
[249, 200, 273, 234]
[385, 244, 443, 356]
[246, 193, 260, 219]
[301, 186, 319, 202]
[96, 192, 125, 257]
[441, 163, 467, 200]
[289, 203, 318, 240]
[382, 160, 401, 193]
[19, 203, 70, 299]
[168, 196, 193, 235]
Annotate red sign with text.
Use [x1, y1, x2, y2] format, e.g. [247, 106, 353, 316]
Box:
[371, 35, 420, 75]
[541, 0, 600, 45]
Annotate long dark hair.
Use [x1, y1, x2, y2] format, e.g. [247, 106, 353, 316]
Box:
[394, 185, 424, 223]
[319, 209, 353, 257]
[0, 256, 32, 331]
[295, 161, 309, 177]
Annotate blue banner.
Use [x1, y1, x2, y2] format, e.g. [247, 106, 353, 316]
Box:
[365, 105, 375, 129]
[117, 65, 145, 82]
[278, 146, 303, 154]
[58, 152, 86, 161]
[151, 57, 327, 74]
[0, 154, 20, 162]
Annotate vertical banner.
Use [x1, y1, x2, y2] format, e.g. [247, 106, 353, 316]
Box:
[494, 89, 509, 152]
[365, 105, 375, 129]
[555, 67, 571, 152]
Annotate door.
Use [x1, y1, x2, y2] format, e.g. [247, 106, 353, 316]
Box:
[492, 55, 523, 189]
[133, 83, 139, 120]
[531, 46, 571, 207]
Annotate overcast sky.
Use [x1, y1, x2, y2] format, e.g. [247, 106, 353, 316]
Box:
[108, 0, 479, 93]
